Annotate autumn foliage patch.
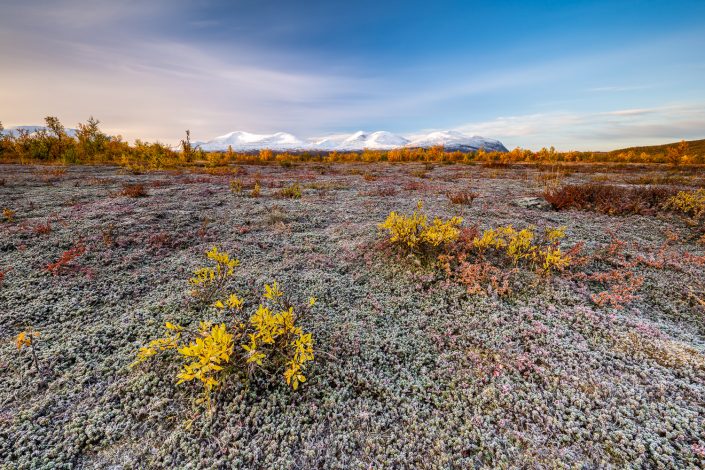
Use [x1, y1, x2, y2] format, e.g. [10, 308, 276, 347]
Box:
[132, 247, 317, 413]
[120, 183, 148, 198]
[46, 243, 86, 275]
[544, 183, 677, 215]
[378, 201, 462, 255]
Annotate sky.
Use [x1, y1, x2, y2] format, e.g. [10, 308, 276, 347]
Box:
[1, 0, 704, 150]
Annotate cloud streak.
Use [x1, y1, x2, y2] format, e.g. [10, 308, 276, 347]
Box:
[0, 6, 375, 141]
[454, 104, 705, 151]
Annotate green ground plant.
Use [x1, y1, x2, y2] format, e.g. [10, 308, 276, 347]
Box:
[279, 182, 302, 199]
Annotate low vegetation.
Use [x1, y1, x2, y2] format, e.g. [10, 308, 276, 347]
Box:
[188, 246, 239, 303]
[46, 243, 86, 275]
[278, 182, 302, 199]
[2, 161, 704, 468]
[471, 225, 571, 274]
[666, 188, 705, 219]
[379, 201, 462, 255]
[133, 249, 315, 413]
[2, 207, 15, 222]
[544, 183, 677, 215]
[119, 183, 148, 198]
[2, 118, 704, 168]
[446, 189, 478, 205]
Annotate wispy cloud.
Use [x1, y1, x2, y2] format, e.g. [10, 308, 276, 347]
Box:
[587, 85, 653, 93]
[0, 1, 376, 141]
[1, 0, 704, 148]
[454, 104, 705, 151]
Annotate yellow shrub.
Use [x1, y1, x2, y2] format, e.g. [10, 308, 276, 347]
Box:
[474, 225, 533, 264]
[177, 323, 234, 409]
[538, 227, 570, 274]
[545, 226, 567, 242]
[379, 201, 462, 253]
[131, 322, 182, 366]
[230, 179, 243, 194]
[16, 329, 39, 350]
[279, 182, 302, 199]
[2, 208, 15, 222]
[502, 226, 535, 265]
[251, 181, 261, 198]
[538, 246, 571, 274]
[473, 225, 570, 274]
[666, 189, 705, 218]
[239, 282, 314, 390]
[243, 305, 314, 389]
[16, 328, 41, 372]
[189, 246, 239, 302]
[134, 266, 316, 412]
[472, 227, 506, 252]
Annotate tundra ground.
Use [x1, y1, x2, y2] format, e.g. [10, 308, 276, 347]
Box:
[1, 162, 704, 469]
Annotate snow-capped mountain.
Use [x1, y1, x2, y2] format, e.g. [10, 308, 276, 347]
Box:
[407, 130, 507, 152]
[194, 129, 506, 152]
[307, 131, 408, 151]
[194, 131, 305, 151]
[337, 131, 410, 150]
[2, 125, 78, 138]
[3, 125, 507, 152]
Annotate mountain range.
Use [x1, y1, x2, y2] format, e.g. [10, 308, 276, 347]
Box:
[2, 126, 508, 152]
[193, 130, 508, 152]
[3, 125, 78, 137]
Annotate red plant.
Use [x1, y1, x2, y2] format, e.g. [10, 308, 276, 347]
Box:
[544, 183, 677, 215]
[120, 183, 148, 198]
[33, 221, 52, 235]
[456, 261, 512, 296]
[147, 232, 184, 252]
[403, 181, 428, 191]
[0, 267, 11, 286]
[586, 269, 644, 309]
[446, 190, 479, 205]
[46, 243, 86, 275]
[563, 241, 588, 267]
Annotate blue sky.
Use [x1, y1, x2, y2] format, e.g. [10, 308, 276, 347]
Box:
[1, 0, 704, 150]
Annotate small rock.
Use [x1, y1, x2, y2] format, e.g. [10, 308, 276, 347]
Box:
[514, 197, 551, 210]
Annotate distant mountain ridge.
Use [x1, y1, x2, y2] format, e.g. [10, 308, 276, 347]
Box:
[2, 125, 508, 153]
[194, 129, 508, 152]
[3, 125, 78, 137]
[607, 138, 705, 159]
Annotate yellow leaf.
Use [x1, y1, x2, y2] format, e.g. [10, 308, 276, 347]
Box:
[165, 322, 183, 331]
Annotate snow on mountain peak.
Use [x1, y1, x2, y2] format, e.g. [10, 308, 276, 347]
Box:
[2, 125, 78, 138]
[195, 131, 305, 151]
[336, 130, 410, 150]
[192, 129, 507, 152]
[2, 125, 507, 153]
[407, 131, 507, 152]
